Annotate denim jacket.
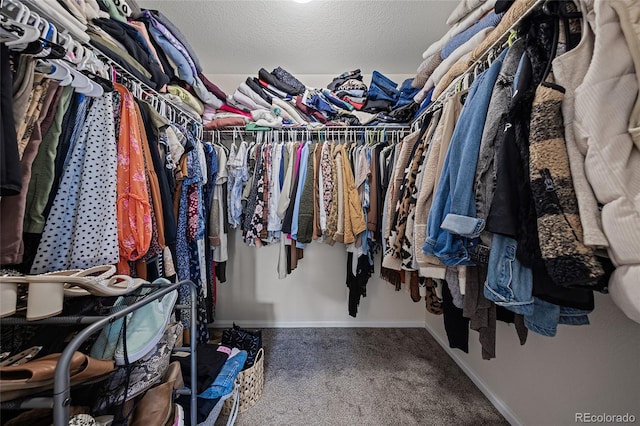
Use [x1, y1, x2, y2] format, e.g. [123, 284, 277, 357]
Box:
[423, 48, 507, 266]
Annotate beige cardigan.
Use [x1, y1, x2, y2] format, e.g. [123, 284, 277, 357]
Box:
[414, 91, 464, 279]
[552, 0, 608, 249]
[574, 0, 640, 324]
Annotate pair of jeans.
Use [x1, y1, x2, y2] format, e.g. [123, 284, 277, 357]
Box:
[368, 70, 399, 103]
[394, 78, 420, 108]
[309, 93, 336, 115]
[423, 48, 508, 266]
[524, 297, 591, 337]
[483, 233, 534, 315]
[198, 351, 248, 399]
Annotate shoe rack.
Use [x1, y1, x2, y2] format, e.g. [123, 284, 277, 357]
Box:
[0, 280, 199, 426]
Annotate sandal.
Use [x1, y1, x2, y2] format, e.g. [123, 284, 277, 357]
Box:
[58, 265, 141, 298]
[0, 351, 86, 398]
[0, 269, 26, 318]
[0, 352, 115, 402]
[0, 346, 43, 367]
[0, 266, 147, 321]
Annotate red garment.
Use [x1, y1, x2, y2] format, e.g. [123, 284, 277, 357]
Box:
[218, 104, 252, 118]
[198, 73, 228, 101]
[295, 96, 327, 123]
[342, 97, 365, 110]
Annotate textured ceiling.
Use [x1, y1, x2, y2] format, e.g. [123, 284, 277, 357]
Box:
[137, 1, 458, 76]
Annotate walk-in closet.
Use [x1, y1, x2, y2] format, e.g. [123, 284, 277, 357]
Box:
[1, 0, 639, 425]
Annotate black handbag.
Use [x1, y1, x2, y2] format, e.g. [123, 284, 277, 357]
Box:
[221, 323, 262, 369]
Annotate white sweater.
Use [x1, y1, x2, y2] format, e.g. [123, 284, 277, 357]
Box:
[574, 0, 640, 324]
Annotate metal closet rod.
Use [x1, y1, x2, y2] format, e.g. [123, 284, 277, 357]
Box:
[96, 50, 203, 129]
[2, 0, 203, 131]
[204, 125, 411, 133]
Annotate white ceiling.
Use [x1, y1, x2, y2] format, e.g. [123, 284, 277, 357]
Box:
[137, 1, 458, 76]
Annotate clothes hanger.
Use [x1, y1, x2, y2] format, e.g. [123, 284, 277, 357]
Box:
[69, 54, 103, 96]
[0, 21, 21, 42]
[47, 39, 101, 96]
[3, 1, 86, 96]
[169, 104, 176, 123]
[0, 2, 40, 47]
[29, 14, 51, 56]
[158, 97, 167, 118]
[35, 23, 66, 59]
[83, 70, 114, 93]
[232, 127, 240, 150]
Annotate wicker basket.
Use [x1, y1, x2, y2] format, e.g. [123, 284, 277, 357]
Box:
[222, 347, 264, 415]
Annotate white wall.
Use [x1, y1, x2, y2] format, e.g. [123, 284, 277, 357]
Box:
[213, 230, 426, 327]
[208, 73, 425, 328]
[425, 293, 640, 425]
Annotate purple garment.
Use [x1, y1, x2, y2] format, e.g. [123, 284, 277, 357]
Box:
[144, 11, 197, 78]
[149, 10, 203, 73]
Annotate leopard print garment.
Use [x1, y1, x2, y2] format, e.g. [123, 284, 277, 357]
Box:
[69, 414, 96, 426]
[321, 142, 334, 230]
[390, 136, 428, 262]
[401, 109, 442, 269]
[325, 143, 339, 243]
[424, 278, 443, 315]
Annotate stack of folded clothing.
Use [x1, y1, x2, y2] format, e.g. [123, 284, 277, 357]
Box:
[208, 67, 311, 129]
[358, 71, 420, 125]
[327, 69, 369, 110]
[205, 66, 422, 130]
[211, 67, 369, 129]
[258, 67, 306, 97]
[412, 0, 508, 109]
[78, 0, 229, 120]
[139, 8, 226, 108]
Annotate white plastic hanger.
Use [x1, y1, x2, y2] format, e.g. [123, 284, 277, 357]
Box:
[53, 41, 103, 97]
[1, 1, 40, 47]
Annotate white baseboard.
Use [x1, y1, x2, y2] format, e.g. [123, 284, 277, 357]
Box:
[209, 320, 426, 328]
[423, 322, 523, 426]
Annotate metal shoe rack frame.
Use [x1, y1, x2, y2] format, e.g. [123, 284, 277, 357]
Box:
[0, 280, 199, 426]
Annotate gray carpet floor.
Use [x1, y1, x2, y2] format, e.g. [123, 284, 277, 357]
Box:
[216, 328, 508, 426]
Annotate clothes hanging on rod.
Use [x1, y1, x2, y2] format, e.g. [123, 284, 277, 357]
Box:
[0, 2, 213, 424]
[202, 127, 409, 317]
[411, 0, 544, 127]
[0, 3, 216, 349]
[369, 2, 640, 360]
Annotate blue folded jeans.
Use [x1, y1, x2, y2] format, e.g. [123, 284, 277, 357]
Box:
[394, 78, 420, 108]
[369, 71, 399, 102]
[483, 234, 534, 315]
[525, 297, 591, 337]
[371, 70, 397, 92]
[199, 351, 248, 399]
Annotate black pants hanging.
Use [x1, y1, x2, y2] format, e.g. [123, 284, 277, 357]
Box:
[346, 252, 373, 317]
[0, 44, 21, 196]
